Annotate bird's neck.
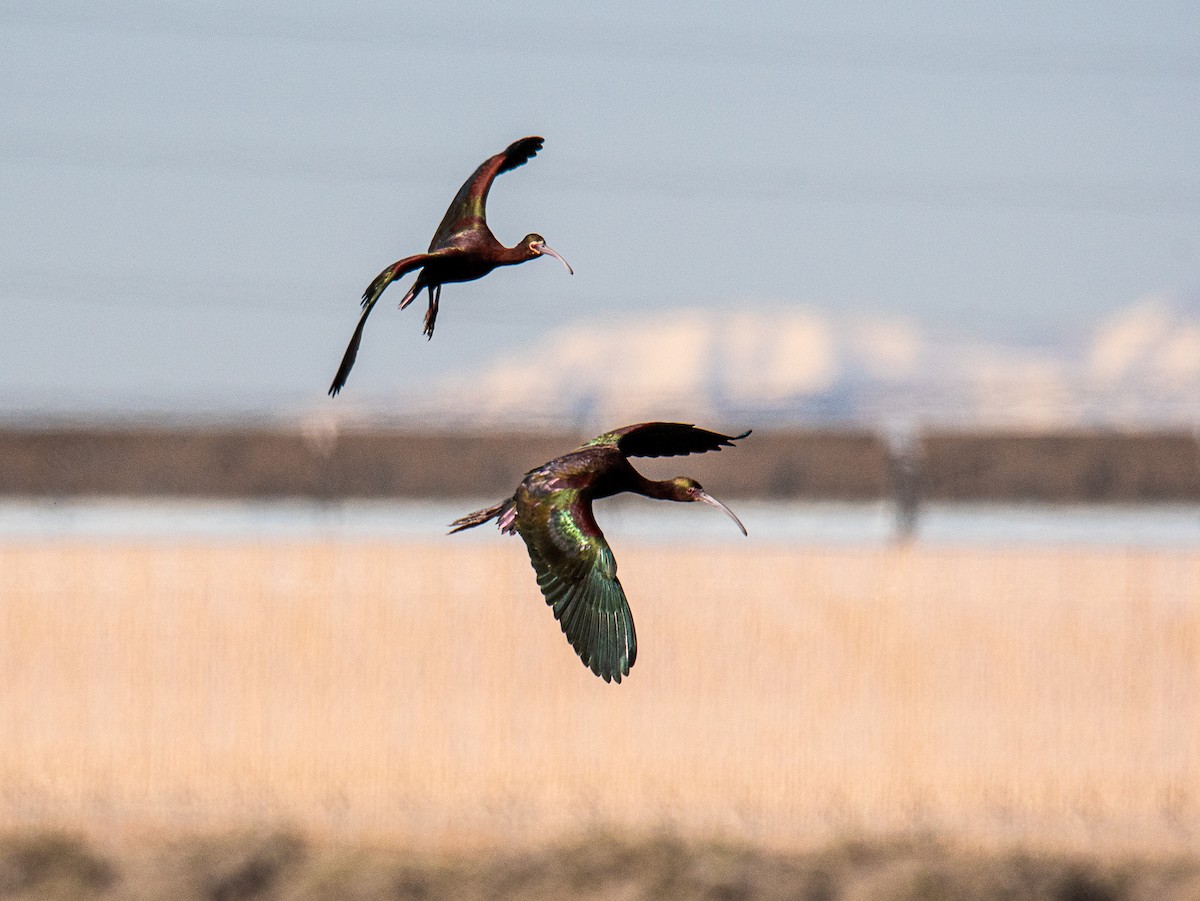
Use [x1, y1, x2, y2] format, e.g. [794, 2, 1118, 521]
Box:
[634, 474, 686, 502]
[497, 244, 535, 266]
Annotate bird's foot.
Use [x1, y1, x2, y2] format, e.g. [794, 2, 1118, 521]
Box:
[422, 286, 440, 339]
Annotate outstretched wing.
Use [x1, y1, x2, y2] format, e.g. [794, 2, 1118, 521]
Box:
[427, 136, 544, 250]
[328, 253, 430, 396]
[585, 422, 751, 459]
[518, 494, 636, 683]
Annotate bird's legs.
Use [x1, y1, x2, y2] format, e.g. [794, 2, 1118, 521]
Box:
[422, 284, 441, 339]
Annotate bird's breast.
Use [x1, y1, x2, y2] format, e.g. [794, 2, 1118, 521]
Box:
[423, 254, 496, 285]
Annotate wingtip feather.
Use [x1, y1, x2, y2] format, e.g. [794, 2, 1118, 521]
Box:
[498, 136, 545, 174]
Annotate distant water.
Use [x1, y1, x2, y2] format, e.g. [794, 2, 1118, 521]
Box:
[1, 499, 1198, 546]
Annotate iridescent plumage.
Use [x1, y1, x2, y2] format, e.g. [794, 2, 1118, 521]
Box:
[329, 136, 572, 396]
[450, 423, 750, 683]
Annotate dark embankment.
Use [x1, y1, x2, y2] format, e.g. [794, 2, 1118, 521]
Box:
[0, 426, 890, 500]
[919, 429, 1200, 501]
[0, 425, 1197, 501]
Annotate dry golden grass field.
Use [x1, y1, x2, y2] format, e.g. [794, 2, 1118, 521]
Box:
[0, 539, 1197, 897]
[1, 540, 1195, 848]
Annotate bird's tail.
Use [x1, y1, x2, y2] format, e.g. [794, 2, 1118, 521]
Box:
[328, 254, 428, 397]
[449, 498, 517, 534]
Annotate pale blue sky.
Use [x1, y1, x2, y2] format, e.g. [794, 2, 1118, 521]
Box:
[2, 2, 1197, 418]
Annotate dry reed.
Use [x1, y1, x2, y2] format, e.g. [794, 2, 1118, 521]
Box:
[0, 541, 1195, 855]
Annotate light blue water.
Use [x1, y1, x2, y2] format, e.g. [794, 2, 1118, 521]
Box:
[1, 499, 1198, 547]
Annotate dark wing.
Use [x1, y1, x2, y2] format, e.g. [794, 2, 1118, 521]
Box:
[328, 253, 429, 396]
[518, 493, 636, 683]
[586, 422, 752, 459]
[427, 136, 544, 250]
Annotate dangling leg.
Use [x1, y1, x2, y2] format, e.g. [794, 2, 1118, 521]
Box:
[422, 284, 441, 339]
[398, 281, 421, 310]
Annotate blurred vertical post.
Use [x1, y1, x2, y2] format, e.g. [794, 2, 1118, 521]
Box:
[885, 421, 921, 544]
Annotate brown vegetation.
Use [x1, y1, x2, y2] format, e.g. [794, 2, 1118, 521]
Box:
[2, 829, 1199, 900]
[0, 542, 1195, 858]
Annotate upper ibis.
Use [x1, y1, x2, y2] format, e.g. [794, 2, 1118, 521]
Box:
[329, 135, 572, 396]
[449, 422, 750, 683]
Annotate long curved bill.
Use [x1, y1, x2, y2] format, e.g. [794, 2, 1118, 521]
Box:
[539, 245, 574, 275]
[697, 490, 747, 536]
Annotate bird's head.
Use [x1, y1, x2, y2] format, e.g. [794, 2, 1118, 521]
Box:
[521, 234, 574, 274]
[672, 477, 747, 536]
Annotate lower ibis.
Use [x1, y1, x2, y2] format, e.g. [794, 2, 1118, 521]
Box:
[450, 422, 750, 683]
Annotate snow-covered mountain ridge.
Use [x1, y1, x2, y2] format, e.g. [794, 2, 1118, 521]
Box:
[424, 293, 1199, 430]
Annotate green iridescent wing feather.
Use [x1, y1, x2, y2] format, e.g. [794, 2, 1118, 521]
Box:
[428, 136, 544, 249]
[520, 499, 636, 683]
